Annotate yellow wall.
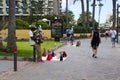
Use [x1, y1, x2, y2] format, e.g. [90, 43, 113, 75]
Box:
[0, 29, 51, 40]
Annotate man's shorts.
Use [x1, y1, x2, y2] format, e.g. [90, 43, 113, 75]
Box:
[111, 38, 115, 42]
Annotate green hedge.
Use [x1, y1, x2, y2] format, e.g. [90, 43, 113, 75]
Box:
[16, 19, 29, 29]
[63, 27, 92, 33]
[32, 20, 50, 29]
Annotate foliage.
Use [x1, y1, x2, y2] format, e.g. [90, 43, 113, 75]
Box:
[77, 11, 92, 26]
[61, 10, 75, 27]
[73, 26, 92, 33]
[79, 34, 88, 38]
[107, 15, 113, 22]
[0, 21, 8, 30]
[99, 27, 106, 33]
[77, 11, 98, 27]
[16, 19, 29, 29]
[32, 20, 50, 29]
[28, 0, 45, 22]
[100, 33, 105, 37]
[44, 14, 58, 20]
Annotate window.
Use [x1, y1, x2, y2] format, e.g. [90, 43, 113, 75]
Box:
[15, 1, 19, 7]
[22, 0, 28, 8]
[15, 8, 19, 14]
[48, 1, 53, 7]
[23, 8, 28, 14]
[6, 0, 9, 6]
[0, 8, 3, 14]
[0, 0, 3, 6]
[6, 8, 9, 14]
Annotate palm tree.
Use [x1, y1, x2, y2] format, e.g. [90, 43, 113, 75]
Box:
[73, 0, 85, 27]
[97, 0, 103, 27]
[86, 0, 90, 27]
[6, 0, 17, 52]
[66, 0, 68, 27]
[77, 11, 92, 26]
[112, 0, 117, 28]
[91, 0, 96, 29]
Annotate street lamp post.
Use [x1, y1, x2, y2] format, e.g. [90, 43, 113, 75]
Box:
[116, 4, 120, 43]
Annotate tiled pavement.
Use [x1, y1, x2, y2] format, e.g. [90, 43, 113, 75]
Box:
[0, 37, 120, 80]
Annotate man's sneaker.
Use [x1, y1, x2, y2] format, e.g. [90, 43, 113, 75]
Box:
[38, 60, 44, 63]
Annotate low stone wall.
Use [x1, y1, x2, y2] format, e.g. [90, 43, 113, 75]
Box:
[1, 29, 51, 40]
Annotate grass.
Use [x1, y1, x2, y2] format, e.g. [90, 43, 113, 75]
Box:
[0, 41, 62, 58]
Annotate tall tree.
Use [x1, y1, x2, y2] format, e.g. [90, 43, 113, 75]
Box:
[97, 0, 103, 27]
[81, 0, 85, 27]
[61, 10, 74, 25]
[77, 11, 92, 26]
[112, 0, 117, 28]
[86, 0, 90, 27]
[66, 0, 68, 27]
[29, 0, 45, 23]
[91, 0, 96, 29]
[74, 0, 85, 27]
[6, 0, 17, 52]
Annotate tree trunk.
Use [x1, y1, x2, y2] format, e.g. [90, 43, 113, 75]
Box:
[92, 0, 96, 29]
[112, 0, 116, 28]
[66, 0, 68, 27]
[81, 0, 85, 27]
[86, 0, 89, 27]
[6, 0, 17, 52]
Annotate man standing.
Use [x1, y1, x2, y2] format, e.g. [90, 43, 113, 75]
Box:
[109, 27, 117, 47]
[29, 25, 44, 63]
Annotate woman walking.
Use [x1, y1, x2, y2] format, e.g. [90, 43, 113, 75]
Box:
[91, 27, 101, 58]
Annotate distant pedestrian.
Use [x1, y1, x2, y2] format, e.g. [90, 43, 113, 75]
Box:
[66, 28, 70, 41]
[105, 29, 110, 39]
[91, 27, 101, 58]
[69, 26, 74, 45]
[109, 27, 117, 47]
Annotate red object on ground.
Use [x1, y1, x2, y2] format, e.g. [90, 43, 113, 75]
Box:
[47, 53, 52, 61]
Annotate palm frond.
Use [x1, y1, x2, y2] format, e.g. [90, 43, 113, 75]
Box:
[73, 0, 79, 4]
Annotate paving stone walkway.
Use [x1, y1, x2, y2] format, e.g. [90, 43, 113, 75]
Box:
[0, 37, 120, 80]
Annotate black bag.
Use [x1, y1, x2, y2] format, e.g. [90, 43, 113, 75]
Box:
[34, 37, 40, 44]
[34, 32, 44, 44]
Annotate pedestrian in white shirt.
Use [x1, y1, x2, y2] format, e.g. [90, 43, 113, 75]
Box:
[29, 26, 44, 63]
[109, 27, 117, 47]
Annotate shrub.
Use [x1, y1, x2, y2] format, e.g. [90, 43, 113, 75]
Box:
[73, 27, 92, 33]
[16, 19, 29, 29]
[32, 20, 50, 29]
[0, 20, 8, 30]
[101, 33, 105, 37]
[79, 34, 88, 38]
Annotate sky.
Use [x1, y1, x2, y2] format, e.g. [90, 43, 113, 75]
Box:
[62, 0, 120, 23]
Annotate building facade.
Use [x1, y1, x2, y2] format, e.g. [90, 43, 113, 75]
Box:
[0, 0, 62, 20]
